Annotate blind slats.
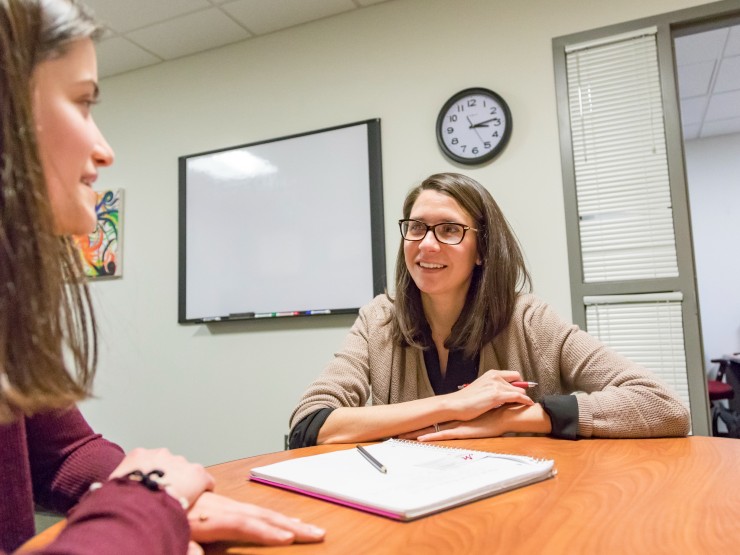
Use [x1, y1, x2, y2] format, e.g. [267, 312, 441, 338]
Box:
[566, 33, 678, 282]
[586, 296, 690, 408]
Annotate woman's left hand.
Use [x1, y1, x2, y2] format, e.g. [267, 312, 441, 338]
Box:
[187, 492, 326, 546]
[398, 408, 507, 441]
[398, 403, 552, 441]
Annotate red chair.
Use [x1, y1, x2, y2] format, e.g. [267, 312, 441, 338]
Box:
[709, 357, 737, 437]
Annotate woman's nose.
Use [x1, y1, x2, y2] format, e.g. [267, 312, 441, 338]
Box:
[418, 228, 441, 250]
[92, 123, 115, 167]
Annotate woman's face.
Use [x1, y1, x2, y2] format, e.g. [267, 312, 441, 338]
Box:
[404, 189, 480, 305]
[32, 37, 114, 236]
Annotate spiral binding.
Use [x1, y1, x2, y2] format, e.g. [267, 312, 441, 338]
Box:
[386, 438, 551, 465]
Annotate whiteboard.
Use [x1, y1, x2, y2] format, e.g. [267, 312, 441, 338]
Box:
[178, 120, 385, 323]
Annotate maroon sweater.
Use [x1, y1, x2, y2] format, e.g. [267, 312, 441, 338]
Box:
[0, 407, 189, 554]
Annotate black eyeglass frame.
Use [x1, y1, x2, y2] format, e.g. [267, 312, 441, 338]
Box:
[398, 219, 478, 246]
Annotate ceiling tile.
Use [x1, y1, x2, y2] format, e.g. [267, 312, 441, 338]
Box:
[714, 55, 740, 93]
[86, 0, 211, 34]
[96, 37, 162, 77]
[356, 0, 392, 5]
[674, 28, 728, 65]
[704, 90, 740, 121]
[126, 9, 252, 60]
[221, 0, 355, 35]
[676, 60, 715, 98]
[681, 123, 700, 141]
[700, 116, 740, 138]
[680, 97, 707, 125]
[726, 25, 740, 57]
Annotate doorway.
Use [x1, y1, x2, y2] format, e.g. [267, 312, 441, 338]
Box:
[674, 21, 740, 432]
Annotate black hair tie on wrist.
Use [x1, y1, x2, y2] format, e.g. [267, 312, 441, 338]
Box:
[125, 469, 165, 491]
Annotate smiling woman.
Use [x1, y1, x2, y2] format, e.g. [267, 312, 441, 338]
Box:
[1, 1, 324, 553]
[32, 36, 114, 235]
[289, 172, 691, 449]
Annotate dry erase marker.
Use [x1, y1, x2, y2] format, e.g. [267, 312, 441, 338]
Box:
[356, 445, 387, 474]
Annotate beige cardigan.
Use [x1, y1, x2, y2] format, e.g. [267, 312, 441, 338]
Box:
[290, 294, 690, 438]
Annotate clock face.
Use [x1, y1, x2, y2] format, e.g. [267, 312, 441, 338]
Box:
[436, 88, 512, 165]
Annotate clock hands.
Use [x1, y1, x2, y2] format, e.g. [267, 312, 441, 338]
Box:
[468, 117, 500, 129]
[466, 115, 486, 145]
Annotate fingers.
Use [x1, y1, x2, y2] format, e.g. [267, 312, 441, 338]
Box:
[187, 541, 204, 555]
[416, 421, 467, 442]
[188, 492, 325, 546]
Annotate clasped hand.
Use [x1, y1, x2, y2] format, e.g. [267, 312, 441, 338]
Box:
[398, 370, 534, 441]
[448, 370, 533, 421]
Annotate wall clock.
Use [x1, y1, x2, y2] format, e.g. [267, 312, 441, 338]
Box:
[436, 87, 512, 165]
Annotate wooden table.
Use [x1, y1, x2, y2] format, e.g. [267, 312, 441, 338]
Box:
[23, 436, 740, 554]
[203, 436, 740, 554]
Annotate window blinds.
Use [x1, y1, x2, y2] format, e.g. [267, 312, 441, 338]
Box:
[585, 293, 690, 407]
[566, 31, 679, 282]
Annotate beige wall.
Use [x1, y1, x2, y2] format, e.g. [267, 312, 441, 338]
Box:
[83, 0, 716, 464]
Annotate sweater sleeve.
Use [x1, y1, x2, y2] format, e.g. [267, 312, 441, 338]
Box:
[25, 407, 125, 513]
[15, 479, 189, 555]
[289, 298, 388, 430]
[524, 299, 690, 438]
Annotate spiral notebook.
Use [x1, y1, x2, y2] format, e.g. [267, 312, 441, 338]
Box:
[249, 439, 556, 521]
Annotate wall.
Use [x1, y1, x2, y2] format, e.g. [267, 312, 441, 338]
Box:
[83, 0, 715, 465]
[684, 132, 740, 374]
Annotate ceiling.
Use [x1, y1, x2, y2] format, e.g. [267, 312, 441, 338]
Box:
[675, 24, 740, 141]
[86, 0, 391, 77]
[87, 1, 739, 142]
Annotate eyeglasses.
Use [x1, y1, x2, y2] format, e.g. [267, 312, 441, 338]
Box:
[398, 219, 478, 245]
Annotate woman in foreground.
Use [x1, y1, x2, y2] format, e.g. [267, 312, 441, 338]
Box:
[0, 1, 324, 552]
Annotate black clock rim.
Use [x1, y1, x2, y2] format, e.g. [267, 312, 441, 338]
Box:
[436, 87, 513, 165]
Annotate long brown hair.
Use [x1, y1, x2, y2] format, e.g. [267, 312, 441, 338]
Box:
[391, 173, 531, 358]
[0, 0, 103, 422]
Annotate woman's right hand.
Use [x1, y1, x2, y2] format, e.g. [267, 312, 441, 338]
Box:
[109, 448, 215, 509]
[448, 370, 534, 421]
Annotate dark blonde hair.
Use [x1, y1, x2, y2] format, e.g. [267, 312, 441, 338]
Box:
[391, 173, 531, 358]
[0, 0, 103, 422]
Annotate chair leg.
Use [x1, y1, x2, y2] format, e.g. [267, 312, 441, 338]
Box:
[711, 404, 724, 437]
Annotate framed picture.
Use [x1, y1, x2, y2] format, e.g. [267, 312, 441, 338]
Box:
[73, 188, 123, 279]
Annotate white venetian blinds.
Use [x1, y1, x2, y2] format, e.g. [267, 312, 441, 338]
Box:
[566, 30, 679, 282]
[563, 30, 691, 414]
[585, 293, 689, 407]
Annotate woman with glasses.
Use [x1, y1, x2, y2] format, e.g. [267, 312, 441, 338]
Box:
[289, 173, 689, 447]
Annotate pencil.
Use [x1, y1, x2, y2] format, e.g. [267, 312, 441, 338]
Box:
[356, 444, 387, 474]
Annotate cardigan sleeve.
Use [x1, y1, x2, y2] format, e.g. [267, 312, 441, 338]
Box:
[290, 307, 372, 430]
[523, 298, 690, 438]
[289, 297, 394, 430]
[25, 407, 125, 513]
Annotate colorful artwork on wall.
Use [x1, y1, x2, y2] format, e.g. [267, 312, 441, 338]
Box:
[73, 189, 123, 278]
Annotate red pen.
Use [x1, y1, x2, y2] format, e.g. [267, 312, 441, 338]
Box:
[512, 381, 538, 388]
[457, 381, 538, 390]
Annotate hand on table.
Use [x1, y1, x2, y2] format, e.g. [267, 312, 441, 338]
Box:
[399, 406, 509, 441]
[187, 491, 325, 546]
[400, 403, 552, 441]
